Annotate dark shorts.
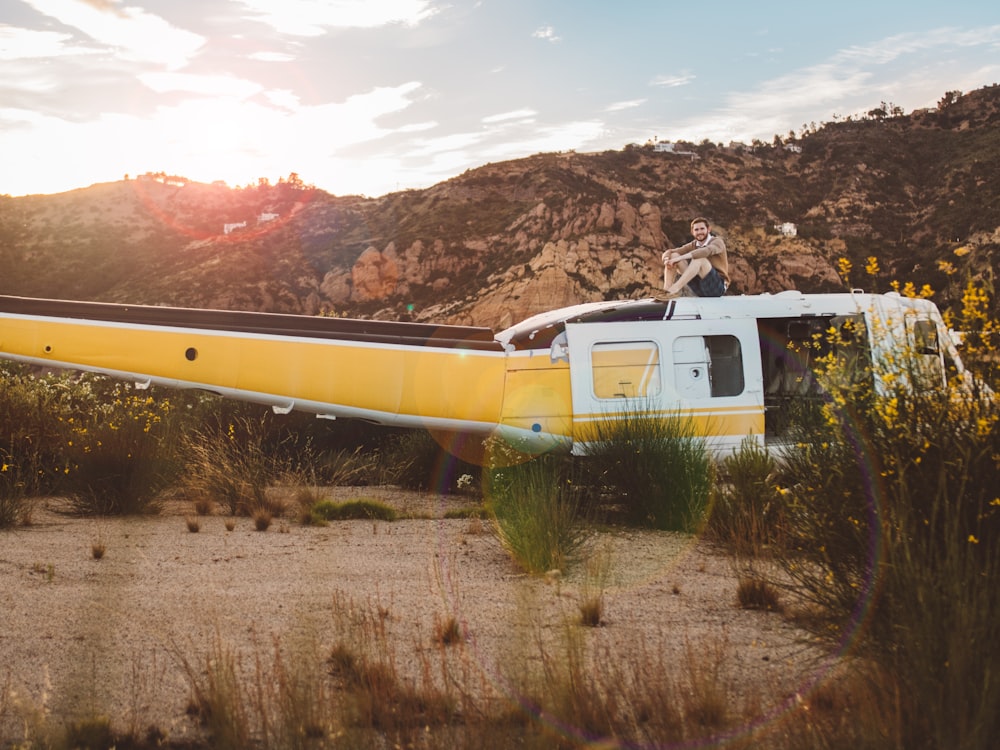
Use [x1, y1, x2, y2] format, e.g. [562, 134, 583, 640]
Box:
[688, 268, 727, 297]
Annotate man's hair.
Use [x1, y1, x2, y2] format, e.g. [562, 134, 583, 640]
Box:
[690, 217, 710, 229]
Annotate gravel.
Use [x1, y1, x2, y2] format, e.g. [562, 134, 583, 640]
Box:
[0, 487, 832, 745]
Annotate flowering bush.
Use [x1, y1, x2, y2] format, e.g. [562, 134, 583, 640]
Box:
[59, 380, 182, 515]
[775, 279, 1000, 750]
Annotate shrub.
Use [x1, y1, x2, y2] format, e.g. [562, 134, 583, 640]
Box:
[60, 382, 181, 515]
[385, 429, 480, 492]
[0, 364, 77, 526]
[735, 576, 781, 611]
[775, 295, 1000, 750]
[181, 415, 282, 516]
[308, 498, 398, 522]
[486, 452, 590, 574]
[579, 404, 712, 531]
[707, 437, 786, 555]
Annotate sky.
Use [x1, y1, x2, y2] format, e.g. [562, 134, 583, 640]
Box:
[1, 0, 998, 199]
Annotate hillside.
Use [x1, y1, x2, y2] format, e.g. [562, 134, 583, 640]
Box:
[1, 85, 998, 329]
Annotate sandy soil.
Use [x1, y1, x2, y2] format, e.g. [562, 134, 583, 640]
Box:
[0, 487, 836, 745]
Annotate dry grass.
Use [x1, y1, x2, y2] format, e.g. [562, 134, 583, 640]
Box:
[252, 509, 272, 531]
[736, 575, 783, 612]
[434, 615, 463, 646]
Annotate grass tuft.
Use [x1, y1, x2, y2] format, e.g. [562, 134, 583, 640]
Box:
[486, 452, 590, 575]
[736, 576, 782, 611]
[252, 508, 272, 531]
[434, 615, 463, 646]
[308, 498, 398, 522]
[579, 404, 712, 531]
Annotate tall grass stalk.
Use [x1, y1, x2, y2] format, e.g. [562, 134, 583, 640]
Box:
[486, 453, 590, 574]
[182, 415, 283, 516]
[708, 436, 786, 556]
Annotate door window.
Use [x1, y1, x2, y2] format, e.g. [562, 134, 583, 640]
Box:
[591, 340, 661, 399]
[673, 335, 744, 398]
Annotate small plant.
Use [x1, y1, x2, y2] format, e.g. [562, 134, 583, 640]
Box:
[64, 714, 116, 750]
[60, 380, 181, 516]
[579, 404, 712, 531]
[185, 516, 200, 533]
[443, 506, 488, 520]
[434, 615, 463, 646]
[486, 453, 590, 574]
[578, 596, 603, 627]
[736, 576, 782, 611]
[224, 518, 236, 532]
[252, 508, 272, 531]
[678, 637, 732, 729]
[91, 540, 106, 560]
[308, 498, 398, 522]
[178, 637, 251, 750]
[181, 415, 280, 516]
[578, 546, 612, 627]
[192, 495, 214, 516]
[708, 436, 786, 556]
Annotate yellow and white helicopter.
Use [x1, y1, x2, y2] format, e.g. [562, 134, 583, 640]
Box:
[0, 290, 961, 458]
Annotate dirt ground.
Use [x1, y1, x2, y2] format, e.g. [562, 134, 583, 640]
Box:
[0, 487, 839, 746]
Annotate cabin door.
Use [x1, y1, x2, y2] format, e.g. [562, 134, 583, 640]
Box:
[563, 319, 764, 456]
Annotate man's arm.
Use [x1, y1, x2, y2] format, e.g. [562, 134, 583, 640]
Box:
[662, 239, 695, 263]
[687, 235, 726, 260]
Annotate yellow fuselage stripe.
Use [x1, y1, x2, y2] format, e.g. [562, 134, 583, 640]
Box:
[2, 316, 507, 426]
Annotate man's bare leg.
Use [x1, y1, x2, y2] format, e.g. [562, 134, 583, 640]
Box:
[663, 258, 686, 290]
[665, 257, 712, 294]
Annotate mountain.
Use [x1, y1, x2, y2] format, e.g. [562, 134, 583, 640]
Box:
[1, 86, 998, 329]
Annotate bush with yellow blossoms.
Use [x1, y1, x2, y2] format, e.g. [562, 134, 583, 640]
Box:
[774, 270, 999, 750]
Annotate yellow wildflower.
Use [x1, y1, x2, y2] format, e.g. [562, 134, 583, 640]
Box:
[836, 257, 853, 285]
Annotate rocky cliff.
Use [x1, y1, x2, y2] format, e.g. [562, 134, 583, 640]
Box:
[1, 85, 997, 329]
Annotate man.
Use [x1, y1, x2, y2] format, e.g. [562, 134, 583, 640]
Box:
[660, 217, 729, 298]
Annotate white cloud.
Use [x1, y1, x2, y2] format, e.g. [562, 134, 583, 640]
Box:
[249, 51, 296, 63]
[20, 0, 204, 68]
[482, 109, 536, 124]
[532, 26, 560, 42]
[650, 73, 694, 88]
[0, 25, 95, 60]
[234, 0, 439, 36]
[480, 120, 605, 160]
[138, 72, 263, 99]
[0, 78, 429, 196]
[265, 89, 301, 109]
[663, 25, 1000, 145]
[605, 99, 646, 112]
